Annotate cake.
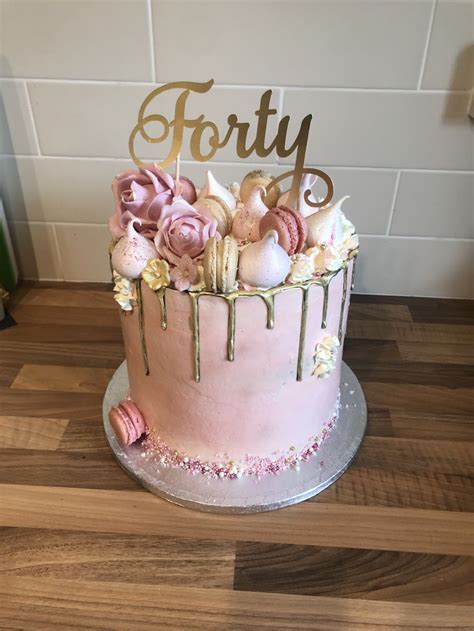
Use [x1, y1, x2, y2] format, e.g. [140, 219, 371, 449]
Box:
[107, 165, 359, 480]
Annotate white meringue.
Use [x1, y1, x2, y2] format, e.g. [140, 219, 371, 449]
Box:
[111, 220, 158, 279]
[198, 170, 236, 211]
[306, 196, 349, 248]
[278, 173, 321, 217]
[232, 185, 268, 242]
[238, 230, 290, 289]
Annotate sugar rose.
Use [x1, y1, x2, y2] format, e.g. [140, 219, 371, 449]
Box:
[155, 197, 218, 265]
[109, 164, 196, 240]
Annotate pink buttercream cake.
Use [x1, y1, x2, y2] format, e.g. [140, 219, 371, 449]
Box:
[108, 166, 359, 479]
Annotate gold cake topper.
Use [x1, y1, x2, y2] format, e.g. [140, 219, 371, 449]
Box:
[129, 79, 333, 209]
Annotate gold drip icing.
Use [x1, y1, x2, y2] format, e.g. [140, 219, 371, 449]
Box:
[108, 242, 115, 284]
[156, 287, 168, 330]
[114, 253, 358, 384]
[321, 282, 329, 329]
[351, 256, 357, 290]
[227, 297, 236, 361]
[260, 293, 275, 329]
[296, 286, 310, 381]
[135, 280, 149, 376]
[338, 266, 349, 342]
[189, 292, 201, 383]
[188, 271, 341, 383]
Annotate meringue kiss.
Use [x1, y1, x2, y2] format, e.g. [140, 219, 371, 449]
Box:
[111, 220, 158, 279]
[240, 170, 280, 209]
[199, 170, 236, 211]
[306, 196, 349, 248]
[278, 173, 319, 218]
[232, 185, 268, 242]
[238, 230, 290, 289]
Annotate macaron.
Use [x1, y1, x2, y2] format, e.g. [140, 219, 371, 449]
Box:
[194, 196, 233, 237]
[259, 206, 307, 255]
[109, 400, 147, 446]
[203, 235, 239, 293]
[217, 235, 239, 293]
[203, 236, 218, 293]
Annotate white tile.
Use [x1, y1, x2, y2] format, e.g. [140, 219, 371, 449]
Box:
[54, 223, 112, 282]
[422, 1, 474, 90]
[1, 157, 130, 224]
[28, 82, 149, 159]
[355, 236, 474, 298]
[152, 0, 431, 89]
[310, 167, 398, 235]
[0, 0, 152, 81]
[282, 90, 474, 170]
[391, 171, 474, 238]
[0, 81, 38, 155]
[7, 221, 61, 280]
[27, 82, 280, 163]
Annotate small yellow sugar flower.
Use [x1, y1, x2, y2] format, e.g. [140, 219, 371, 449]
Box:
[142, 258, 170, 291]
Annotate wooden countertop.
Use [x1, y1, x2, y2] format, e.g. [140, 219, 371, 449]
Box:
[0, 284, 472, 630]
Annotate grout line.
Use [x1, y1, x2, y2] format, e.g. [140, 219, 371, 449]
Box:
[23, 82, 42, 156]
[146, 0, 157, 83]
[0, 77, 470, 95]
[50, 223, 65, 281]
[417, 0, 437, 90]
[385, 170, 401, 235]
[359, 234, 474, 242]
[275, 88, 285, 165]
[2, 155, 473, 175]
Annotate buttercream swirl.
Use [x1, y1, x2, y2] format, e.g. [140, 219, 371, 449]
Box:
[109, 164, 196, 240]
[155, 197, 218, 265]
[288, 253, 314, 283]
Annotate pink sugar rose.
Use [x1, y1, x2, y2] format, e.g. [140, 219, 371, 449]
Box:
[109, 164, 196, 240]
[155, 197, 218, 265]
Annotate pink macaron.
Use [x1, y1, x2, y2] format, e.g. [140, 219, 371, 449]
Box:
[259, 206, 307, 255]
[109, 400, 147, 446]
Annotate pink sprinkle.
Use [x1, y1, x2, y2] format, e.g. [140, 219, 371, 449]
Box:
[141, 392, 341, 480]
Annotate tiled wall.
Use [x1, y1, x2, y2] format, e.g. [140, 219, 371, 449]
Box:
[0, 0, 473, 297]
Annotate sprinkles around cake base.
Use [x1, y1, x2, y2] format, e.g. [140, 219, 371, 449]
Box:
[103, 361, 367, 513]
[141, 393, 340, 480]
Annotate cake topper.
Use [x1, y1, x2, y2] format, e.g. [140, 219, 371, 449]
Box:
[128, 79, 333, 210]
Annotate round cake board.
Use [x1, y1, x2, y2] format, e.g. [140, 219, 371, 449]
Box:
[103, 361, 367, 514]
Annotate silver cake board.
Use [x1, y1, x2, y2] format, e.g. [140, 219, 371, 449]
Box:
[103, 361, 367, 514]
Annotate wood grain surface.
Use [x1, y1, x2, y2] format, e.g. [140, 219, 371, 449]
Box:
[0, 284, 472, 630]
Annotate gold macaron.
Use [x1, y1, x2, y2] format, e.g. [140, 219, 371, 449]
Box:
[217, 235, 239, 294]
[203, 235, 239, 293]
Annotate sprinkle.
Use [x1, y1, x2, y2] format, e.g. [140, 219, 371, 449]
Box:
[140, 393, 341, 480]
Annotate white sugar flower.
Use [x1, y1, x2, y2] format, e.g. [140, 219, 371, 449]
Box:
[313, 335, 340, 378]
[113, 271, 137, 311]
